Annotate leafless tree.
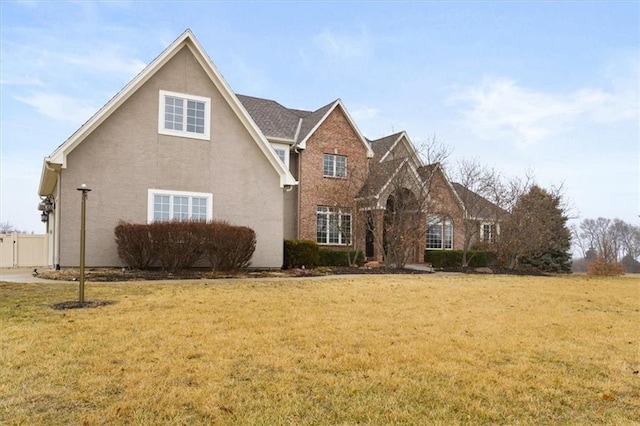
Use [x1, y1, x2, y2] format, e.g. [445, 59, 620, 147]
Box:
[450, 159, 506, 266]
[416, 134, 452, 167]
[0, 222, 21, 234]
[358, 136, 452, 268]
[574, 217, 640, 263]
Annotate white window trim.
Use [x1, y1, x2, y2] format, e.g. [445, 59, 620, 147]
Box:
[480, 222, 499, 243]
[158, 90, 211, 141]
[316, 206, 352, 246]
[323, 153, 347, 178]
[147, 189, 213, 223]
[271, 142, 290, 169]
[426, 215, 453, 250]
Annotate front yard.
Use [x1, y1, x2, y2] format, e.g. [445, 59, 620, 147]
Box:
[1, 274, 638, 424]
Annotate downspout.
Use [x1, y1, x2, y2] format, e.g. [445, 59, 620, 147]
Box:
[55, 171, 62, 269]
[295, 147, 301, 239]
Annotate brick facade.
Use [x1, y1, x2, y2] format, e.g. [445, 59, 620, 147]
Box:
[426, 168, 466, 251]
[297, 106, 369, 252]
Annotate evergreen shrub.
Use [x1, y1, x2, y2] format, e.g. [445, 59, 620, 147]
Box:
[283, 240, 319, 269]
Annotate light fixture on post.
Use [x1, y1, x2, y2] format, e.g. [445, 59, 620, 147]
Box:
[77, 184, 92, 304]
[41, 212, 48, 223]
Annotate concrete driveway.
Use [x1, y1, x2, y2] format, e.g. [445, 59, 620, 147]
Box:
[0, 268, 58, 283]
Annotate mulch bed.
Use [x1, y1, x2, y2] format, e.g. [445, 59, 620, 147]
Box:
[38, 265, 548, 283]
[51, 300, 116, 310]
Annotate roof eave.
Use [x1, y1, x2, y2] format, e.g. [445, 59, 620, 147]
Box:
[297, 100, 375, 158]
[38, 158, 60, 196]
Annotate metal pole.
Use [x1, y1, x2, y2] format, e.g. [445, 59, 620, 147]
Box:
[77, 184, 91, 304]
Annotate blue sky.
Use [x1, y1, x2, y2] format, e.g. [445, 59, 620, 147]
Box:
[1, 0, 638, 234]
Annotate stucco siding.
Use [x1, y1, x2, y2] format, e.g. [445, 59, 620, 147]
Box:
[57, 46, 283, 268]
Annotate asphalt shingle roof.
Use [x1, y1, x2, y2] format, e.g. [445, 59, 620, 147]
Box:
[236, 95, 306, 141]
[451, 182, 507, 219]
[237, 94, 337, 144]
[358, 158, 408, 199]
[367, 132, 403, 160]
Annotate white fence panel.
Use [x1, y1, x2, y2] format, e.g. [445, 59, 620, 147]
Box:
[0, 233, 48, 267]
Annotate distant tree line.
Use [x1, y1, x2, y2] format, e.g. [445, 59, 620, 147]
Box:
[572, 218, 640, 273]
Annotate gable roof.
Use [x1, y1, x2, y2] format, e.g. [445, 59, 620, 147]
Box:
[419, 162, 466, 213]
[39, 29, 297, 195]
[368, 132, 403, 160]
[236, 95, 374, 157]
[236, 94, 307, 142]
[369, 131, 423, 170]
[451, 182, 507, 220]
[357, 157, 407, 199]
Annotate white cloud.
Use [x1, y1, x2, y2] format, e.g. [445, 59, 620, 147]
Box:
[61, 47, 146, 77]
[0, 76, 44, 87]
[350, 105, 379, 121]
[448, 76, 638, 150]
[314, 27, 372, 60]
[14, 93, 98, 124]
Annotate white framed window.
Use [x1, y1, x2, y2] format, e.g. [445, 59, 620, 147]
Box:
[271, 143, 290, 169]
[323, 154, 347, 178]
[147, 189, 213, 222]
[480, 222, 498, 243]
[158, 90, 211, 140]
[316, 206, 351, 245]
[426, 215, 453, 250]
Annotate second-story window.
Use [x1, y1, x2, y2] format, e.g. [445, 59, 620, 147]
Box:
[158, 90, 211, 140]
[323, 154, 347, 178]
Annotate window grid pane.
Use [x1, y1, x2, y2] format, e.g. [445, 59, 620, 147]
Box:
[328, 213, 340, 244]
[191, 197, 207, 221]
[165, 96, 184, 131]
[316, 207, 328, 243]
[323, 154, 347, 177]
[323, 154, 334, 177]
[336, 156, 347, 177]
[186, 100, 206, 134]
[316, 206, 351, 245]
[426, 216, 443, 249]
[443, 219, 453, 249]
[173, 196, 189, 220]
[341, 212, 352, 245]
[152, 193, 211, 223]
[154, 195, 170, 221]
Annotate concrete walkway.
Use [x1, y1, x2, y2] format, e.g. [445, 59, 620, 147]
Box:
[0, 267, 62, 283]
[404, 263, 435, 272]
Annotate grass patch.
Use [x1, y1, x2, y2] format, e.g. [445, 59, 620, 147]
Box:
[1, 275, 638, 424]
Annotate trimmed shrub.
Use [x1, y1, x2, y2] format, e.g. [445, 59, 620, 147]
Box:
[148, 221, 203, 272]
[202, 222, 256, 271]
[319, 248, 365, 267]
[114, 221, 256, 271]
[283, 240, 319, 268]
[424, 250, 488, 268]
[587, 258, 625, 276]
[114, 221, 154, 270]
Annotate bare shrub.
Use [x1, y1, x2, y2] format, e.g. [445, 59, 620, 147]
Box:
[586, 258, 625, 276]
[202, 222, 256, 271]
[114, 221, 154, 270]
[115, 221, 256, 271]
[148, 221, 204, 272]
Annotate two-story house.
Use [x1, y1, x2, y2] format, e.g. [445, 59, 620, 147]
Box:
[38, 29, 501, 269]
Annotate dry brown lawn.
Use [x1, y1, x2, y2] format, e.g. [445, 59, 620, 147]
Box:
[1, 274, 638, 424]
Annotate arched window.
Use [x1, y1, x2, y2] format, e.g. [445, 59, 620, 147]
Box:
[427, 215, 453, 250]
